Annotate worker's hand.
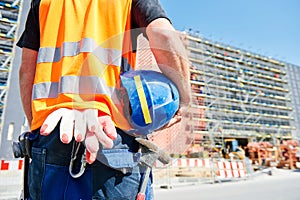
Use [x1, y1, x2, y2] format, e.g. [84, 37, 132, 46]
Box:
[40, 108, 117, 164]
[83, 109, 117, 164]
[40, 108, 86, 143]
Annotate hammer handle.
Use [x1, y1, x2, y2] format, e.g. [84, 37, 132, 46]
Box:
[136, 167, 151, 200]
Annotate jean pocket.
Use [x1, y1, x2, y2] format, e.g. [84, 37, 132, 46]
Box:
[40, 164, 91, 200]
[97, 149, 141, 169]
[28, 147, 46, 200]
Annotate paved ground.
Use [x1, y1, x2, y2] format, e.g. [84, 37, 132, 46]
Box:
[154, 168, 300, 200]
[1, 168, 299, 200]
[0, 171, 22, 200]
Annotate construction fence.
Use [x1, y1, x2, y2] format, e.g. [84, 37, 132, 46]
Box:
[152, 158, 254, 187]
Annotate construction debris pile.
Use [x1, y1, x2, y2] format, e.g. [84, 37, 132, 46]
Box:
[247, 140, 300, 169]
[278, 140, 299, 170]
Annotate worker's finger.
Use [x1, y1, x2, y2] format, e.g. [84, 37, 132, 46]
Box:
[164, 115, 181, 128]
[74, 110, 86, 142]
[178, 104, 189, 114]
[85, 150, 97, 165]
[85, 131, 99, 164]
[60, 110, 75, 144]
[84, 109, 114, 148]
[84, 109, 99, 132]
[40, 108, 67, 136]
[93, 126, 114, 149]
[98, 115, 117, 140]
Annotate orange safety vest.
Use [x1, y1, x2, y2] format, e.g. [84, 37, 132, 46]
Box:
[31, 0, 136, 131]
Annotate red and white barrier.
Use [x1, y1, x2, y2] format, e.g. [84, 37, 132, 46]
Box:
[237, 162, 246, 177]
[171, 158, 211, 168]
[154, 158, 212, 168]
[216, 160, 247, 179]
[0, 159, 23, 171]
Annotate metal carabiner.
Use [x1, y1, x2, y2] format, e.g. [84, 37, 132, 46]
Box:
[69, 141, 87, 178]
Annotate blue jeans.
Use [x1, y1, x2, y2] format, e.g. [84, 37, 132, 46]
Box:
[28, 125, 153, 200]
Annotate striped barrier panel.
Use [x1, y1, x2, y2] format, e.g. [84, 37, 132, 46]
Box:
[0, 159, 23, 171]
[154, 158, 212, 168]
[215, 160, 247, 180]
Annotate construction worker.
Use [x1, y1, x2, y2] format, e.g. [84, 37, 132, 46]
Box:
[16, 0, 191, 199]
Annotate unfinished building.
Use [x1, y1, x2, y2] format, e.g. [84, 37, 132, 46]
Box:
[185, 31, 294, 152]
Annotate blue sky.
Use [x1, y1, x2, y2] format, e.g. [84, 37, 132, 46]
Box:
[160, 0, 300, 66]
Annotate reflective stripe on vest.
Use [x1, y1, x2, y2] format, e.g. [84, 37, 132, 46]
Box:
[37, 38, 122, 66]
[32, 76, 114, 100]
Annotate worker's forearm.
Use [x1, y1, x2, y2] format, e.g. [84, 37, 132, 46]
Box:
[19, 48, 38, 126]
[146, 19, 191, 107]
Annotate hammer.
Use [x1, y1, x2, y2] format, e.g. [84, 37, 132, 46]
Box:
[135, 138, 171, 200]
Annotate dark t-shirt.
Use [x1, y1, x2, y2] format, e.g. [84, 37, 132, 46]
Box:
[17, 0, 170, 51]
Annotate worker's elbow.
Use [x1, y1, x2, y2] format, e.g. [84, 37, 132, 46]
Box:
[146, 18, 176, 41]
[19, 64, 26, 76]
[19, 64, 30, 82]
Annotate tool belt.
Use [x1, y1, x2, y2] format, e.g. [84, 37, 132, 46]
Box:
[12, 130, 170, 179]
[12, 130, 144, 177]
[12, 131, 37, 159]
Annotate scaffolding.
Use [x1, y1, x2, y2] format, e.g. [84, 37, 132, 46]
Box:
[0, 0, 21, 122]
[286, 64, 300, 140]
[184, 31, 294, 155]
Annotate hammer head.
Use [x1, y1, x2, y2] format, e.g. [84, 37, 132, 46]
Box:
[136, 138, 171, 166]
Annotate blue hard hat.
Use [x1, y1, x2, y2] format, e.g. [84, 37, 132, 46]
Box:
[120, 70, 180, 136]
